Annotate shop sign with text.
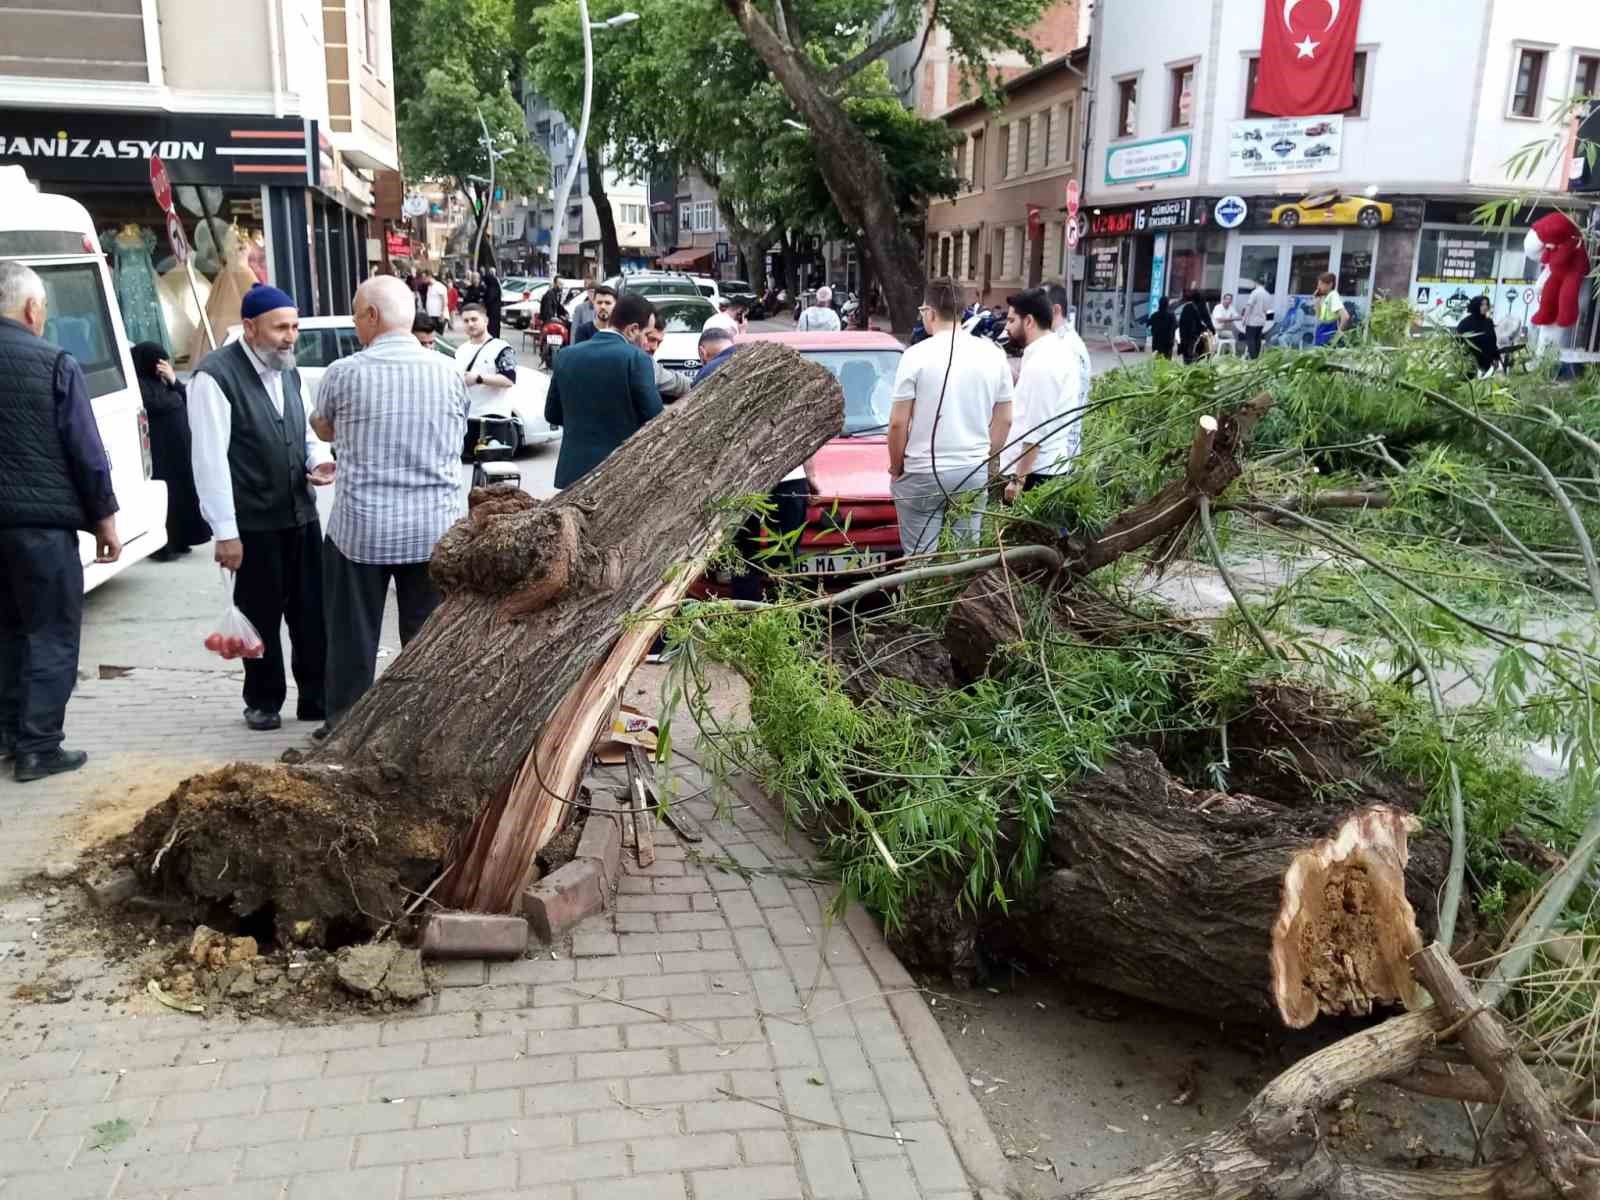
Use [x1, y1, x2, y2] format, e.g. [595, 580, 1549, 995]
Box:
[1105, 134, 1191, 185]
[1088, 198, 1209, 238]
[1228, 115, 1343, 177]
[0, 111, 312, 186]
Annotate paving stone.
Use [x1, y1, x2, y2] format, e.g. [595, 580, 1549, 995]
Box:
[899, 1119, 969, 1192]
[835, 1091, 902, 1159]
[415, 1087, 522, 1127]
[264, 1073, 370, 1112]
[488, 957, 577, 985]
[113, 1061, 223, 1098]
[286, 1165, 403, 1199]
[220, 1051, 326, 1086]
[738, 1129, 797, 1165]
[0, 1164, 122, 1200]
[677, 1041, 770, 1073]
[524, 1025, 622, 1056]
[576, 1176, 686, 1200]
[574, 1049, 671, 1079]
[436, 983, 531, 1013]
[682, 1099, 786, 1133]
[656, 912, 724, 932]
[798, 1129, 864, 1198]
[423, 1033, 523, 1066]
[690, 1164, 806, 1200]
[571, 931, 619, 957]
[872, 1059, 938, 1122]
[516, 1143, 628, 1183]
[523, 1079, 618, 1116]
[152, 1083, 264, 1124]
[194, 1108, 307, 1149]
[574, 1103, 681, 1143]
[369, 1065, 475, 1100]
[306, 1101, 419, 1138]
[482, 1007, 577, 1036]
[622, 1022, 715, 1049]
[574, 953, 661, 980]
[239, 1134, 354, 1178]
[115, 1146, 241, 1193]
[620, 972, 707, 1000]
[378, 1013, 478, 1045]
[627, 1072, 727, 1105]
[466, 1115, 571, 1156]
[355, 1122, 464, 1166]
[855, 1154, 920, 1199]
[818, 1036, 879, 1093]
[405, 1151, 518, 1196]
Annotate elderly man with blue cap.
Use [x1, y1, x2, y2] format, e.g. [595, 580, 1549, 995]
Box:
[188, 283, 335, 733]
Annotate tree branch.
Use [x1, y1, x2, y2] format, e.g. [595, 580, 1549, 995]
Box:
[823, 26, 913, 90]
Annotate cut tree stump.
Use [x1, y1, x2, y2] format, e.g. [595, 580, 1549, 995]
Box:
[129, 342, 844, 937]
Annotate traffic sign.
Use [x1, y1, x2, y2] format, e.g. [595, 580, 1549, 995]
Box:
[165, 211, 190, 264]
[1066, 219, 1081, 250]
[149, 154, 173, 214]
[1065, 179, 1080, 218]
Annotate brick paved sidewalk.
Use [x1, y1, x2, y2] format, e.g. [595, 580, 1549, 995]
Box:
[0, 739, 1008, 1199]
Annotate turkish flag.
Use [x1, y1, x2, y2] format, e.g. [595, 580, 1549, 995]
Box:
[1251, 0, 1362, 116]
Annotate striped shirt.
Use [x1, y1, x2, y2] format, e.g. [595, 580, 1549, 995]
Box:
[314, 331, 469, 564]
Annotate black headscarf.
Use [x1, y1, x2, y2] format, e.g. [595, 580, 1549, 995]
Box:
[1456, 296, 1498, 371]
[130, 341, 169, 381]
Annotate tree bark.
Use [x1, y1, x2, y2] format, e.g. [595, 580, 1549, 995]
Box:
[587, 145, 621, 278]
[722, 0, 925, 333]
[130, 343, 845, 936]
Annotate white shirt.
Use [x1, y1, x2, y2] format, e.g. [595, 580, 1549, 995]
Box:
[454, 335, 516, 415]
[797, 305, 841, 332]
[1242, 288, 1272, 328]
[1013, 332, 1083, 477]
[425, 280, 448, 319]
[1211, 303, 1239, 332]
[188, 338, 332, 542]
[891, 329, 1013, 477]
[703, 311, 739, 335]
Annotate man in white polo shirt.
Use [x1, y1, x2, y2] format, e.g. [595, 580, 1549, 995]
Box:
[887, 279, 1013, 554]
[1004, 287, 1082, 503]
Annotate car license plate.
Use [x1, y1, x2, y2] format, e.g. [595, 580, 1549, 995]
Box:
[546, 334, 562, 346]
[800, 551, 886, 575]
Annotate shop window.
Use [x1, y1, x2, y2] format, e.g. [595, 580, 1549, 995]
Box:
[1511, 47, 1548, 118]
[1411, 226, 1537, 328]
[1337, 229, 1378, 304]
[1170, 64, 1195, 129]
[1116, 77, 1138, 138]
[1246, 52, 1367, 117]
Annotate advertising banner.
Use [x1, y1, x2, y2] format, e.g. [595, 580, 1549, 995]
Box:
[1105, 135, 1191, 185]
[1228, 115, 1343, 177]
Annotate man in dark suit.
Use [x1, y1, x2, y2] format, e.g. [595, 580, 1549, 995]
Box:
[546, 292, 661, 488]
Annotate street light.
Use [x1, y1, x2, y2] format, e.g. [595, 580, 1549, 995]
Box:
[472, 108, 511, 270]
[546, 5, 642, 279]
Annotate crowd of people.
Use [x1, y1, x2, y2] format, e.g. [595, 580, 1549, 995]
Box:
[392, 265, 507, 338]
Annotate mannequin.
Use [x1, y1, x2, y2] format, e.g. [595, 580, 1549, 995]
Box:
[103, 224, 172, 355]
[187, 222, 258, 365]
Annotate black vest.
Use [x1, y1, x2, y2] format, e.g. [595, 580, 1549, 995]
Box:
[0, 316, 91, 531]
[193, 340, 316, 533]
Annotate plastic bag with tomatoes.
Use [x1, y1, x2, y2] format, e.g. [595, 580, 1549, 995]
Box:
[202, 572, 266, 661]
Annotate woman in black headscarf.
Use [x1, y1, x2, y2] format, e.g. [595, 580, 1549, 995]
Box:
[1177, 287, 1215, 364]
[1148, 296, 1177, 359]
[1455, 295, 1500, 376]
[131, 342, 210, 561]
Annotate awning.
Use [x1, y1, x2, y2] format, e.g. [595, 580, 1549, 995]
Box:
[659, 246, 713, 269]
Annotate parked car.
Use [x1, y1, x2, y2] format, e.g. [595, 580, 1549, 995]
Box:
[689, 276, 759, 309]
[227, 316, 557, 456]
[499, 276, 545, 307]
[736, 331, 903, 579]
[609, 271, 702, 300]
[650, 296, 718, 376]
[505, 282, 583, 329]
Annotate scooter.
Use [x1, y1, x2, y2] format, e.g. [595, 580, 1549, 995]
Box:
[539, 316, 569, 370]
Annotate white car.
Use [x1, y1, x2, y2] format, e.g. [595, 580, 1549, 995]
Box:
[225, 317, 558, 456]
[650, 296, 718, 375]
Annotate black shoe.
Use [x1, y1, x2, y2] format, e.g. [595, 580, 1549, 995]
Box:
[150, 548, 179, 563]
[311, 723, 332, 742]
[296, 708, 326, 723]
[15, 749, 88, 783]
[174, 545, 194, 556]
[243, 708, 282, 732]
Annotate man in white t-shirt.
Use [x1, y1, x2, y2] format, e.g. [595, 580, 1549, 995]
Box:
[797, 285, 842, 331]
[1003, 287, 1082, 503]
[453, 303, 517, 449]
[1211, 293, 1239, 336]
[1046, 280, 1092, 427]
[1240, 281, 1272, 359]
[888, 279, 1013, 554]
[703, 297, 740, 336]
[422, 271, 449, 332]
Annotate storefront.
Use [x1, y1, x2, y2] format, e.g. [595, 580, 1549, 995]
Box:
[1405, 201, 1541, 334]
[1080, 197, 1225, 339]
[0, 108, 373, 365]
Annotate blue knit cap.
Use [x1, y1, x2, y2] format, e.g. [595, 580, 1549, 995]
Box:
[240, 283, 297, 319]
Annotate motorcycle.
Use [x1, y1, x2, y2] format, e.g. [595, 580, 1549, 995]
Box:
[539, 316, 570, 369]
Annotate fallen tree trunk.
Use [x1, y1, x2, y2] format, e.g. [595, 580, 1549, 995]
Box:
[130, 343, 844, 937]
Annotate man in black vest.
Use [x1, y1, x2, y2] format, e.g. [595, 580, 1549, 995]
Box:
[0, 262, 120, 781]
[189, 284, 334, 732]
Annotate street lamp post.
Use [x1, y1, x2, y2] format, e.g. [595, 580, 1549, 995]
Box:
[473, 108, 509, 272]
[545, 7, 639, 280]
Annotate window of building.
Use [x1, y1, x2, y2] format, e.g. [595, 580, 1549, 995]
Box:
[679, 202, 693, 231]
[1021, 115, 1034, 174]
[695, 200, 714, 231]
[966, 230, 979, 281]
[999, 123, 1012, 179]
[1511, 47, 1547, 118]
[1170, 64, 1195, 128]
[363, 0, 379, 64]
[1116, 77, 1138, 137]
[1246, 52, 1367, 118]
[1576, 54, 1599, 101]
[1042, 108, 1055, 165]
[970, 128, 985, 188]
[1062, 100, 1075, 163]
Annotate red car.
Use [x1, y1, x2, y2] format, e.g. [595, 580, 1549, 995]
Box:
[723, 330, 903, 583]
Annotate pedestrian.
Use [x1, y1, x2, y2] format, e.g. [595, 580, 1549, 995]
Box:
[188, 283, 334, 733]
[694, 326, 736, 382]
[643, 320, 693, 401]
[797, 285, 842, 331]
[453, 302, 517, 432]
[460, 271, 484, 310]
[1456, 295, 1501, 376]
[1045, 281, 1093, 421]
[446, 277, 460, 318]
[1240, 281, 1271, 359]
[1003, 288, 1082, 504]
[482, 267, 504, 338]
[565, 278, 593, 331]
[887, 279, 1013, 555]
[545, 292, 662, 488]
[422, 270, 448, 332]
[1312, 273, 1349, 346]
[1149, 296, 1177, 359]
[1178, 288, 1214, 363]
[309, 277, 468, 735]
[573, 283, 616, 344]
[1211, 292, 1239, 345]
[412, 311, 438, 352]
[704, 296, 739, 335]
[130, 342, 209, 561]
[0, 262, 120, 782]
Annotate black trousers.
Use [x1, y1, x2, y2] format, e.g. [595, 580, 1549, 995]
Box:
[235, 521, 326, 718]
[0, 528, 84, 754]
[323, 540, 441, 723]
[1243, 327, 1264, 359]
[732, 479, 812, 602]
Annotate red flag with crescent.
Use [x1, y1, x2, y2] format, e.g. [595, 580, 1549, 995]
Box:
[1251, 0, 1362, 116]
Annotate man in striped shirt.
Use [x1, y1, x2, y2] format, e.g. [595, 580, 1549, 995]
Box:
[309, 275, 469, 737]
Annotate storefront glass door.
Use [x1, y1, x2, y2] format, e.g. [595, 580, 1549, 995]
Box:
[1232, 235, 1338, 348]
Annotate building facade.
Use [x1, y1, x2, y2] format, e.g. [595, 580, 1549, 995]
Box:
[889, 0, 1089, 117]
[926, 51, 1091, 303]
[0, 0, 399, 336]
[1082, 0, 1599, 344]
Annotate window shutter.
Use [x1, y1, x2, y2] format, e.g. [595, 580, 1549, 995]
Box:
[1006, 123, 1020, 178]
[1030, 113, 1046, 171]
[1043, 222, 1061, 279]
